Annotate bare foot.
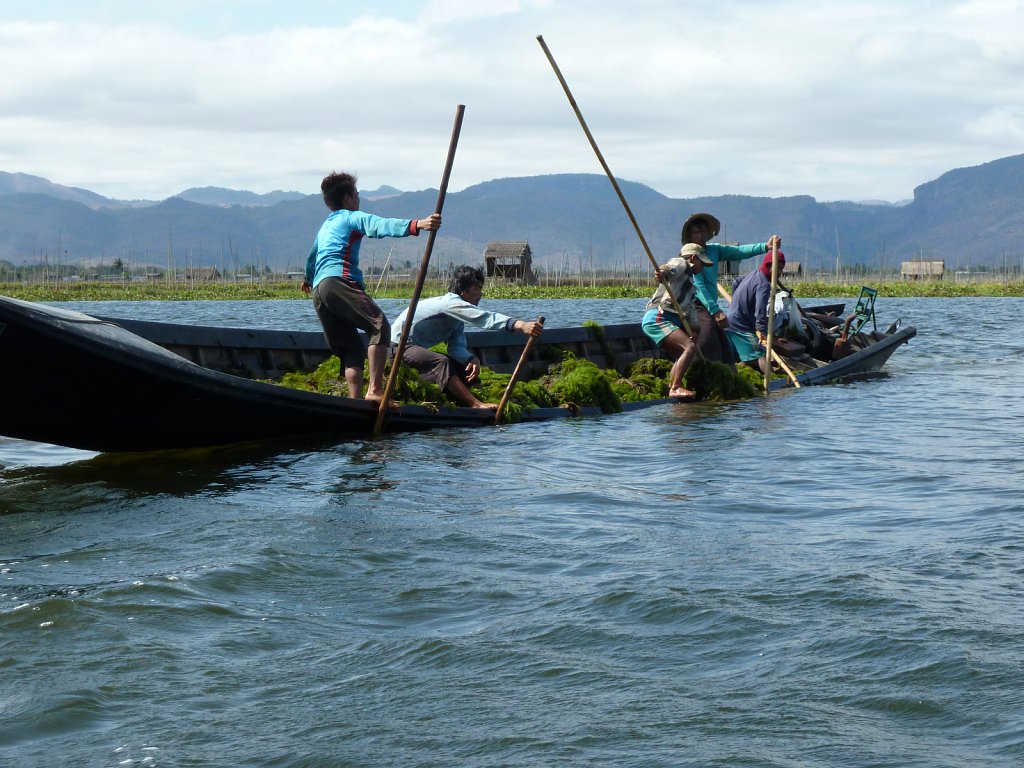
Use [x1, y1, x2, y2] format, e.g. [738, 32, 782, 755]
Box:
[471, 401, 499, 410]
[669, 387, 696, 399]
[364, 394, 400, 410]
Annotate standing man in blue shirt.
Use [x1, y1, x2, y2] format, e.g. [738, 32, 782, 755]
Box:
[302, 171, 440, 401]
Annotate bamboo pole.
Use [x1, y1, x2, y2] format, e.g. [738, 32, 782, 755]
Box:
[494, 316, 544, 424]
[764, 241, 781, 392]
[373, 104, 465, 435]
[536, 35, 698, 343]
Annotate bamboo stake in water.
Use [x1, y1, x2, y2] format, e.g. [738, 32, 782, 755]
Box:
[373, 245, 395, 295]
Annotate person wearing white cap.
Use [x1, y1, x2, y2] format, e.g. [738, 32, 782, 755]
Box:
[641, 242, 713, 399]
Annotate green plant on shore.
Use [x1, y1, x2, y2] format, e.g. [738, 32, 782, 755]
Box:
[2, 282, 294, 302]
[7, 278, 1024, 303]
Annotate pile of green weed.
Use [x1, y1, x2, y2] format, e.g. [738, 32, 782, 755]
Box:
[731, 361, 788, 392]
[613, 357, 672, 402]
[539, 356, 623, 414]
[735, 363, 766, 391]
[279, 356, 347, 396]
[273, 341, 759, 422]
[682, 359, 757, 401]
[474, 368, 561, 423]
[279, 357, 448, 406]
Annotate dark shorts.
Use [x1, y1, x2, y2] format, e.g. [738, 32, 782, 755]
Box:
[312, 277, 390, 369]
[398, 345, 462, 388]
[695, 304, 735, 364]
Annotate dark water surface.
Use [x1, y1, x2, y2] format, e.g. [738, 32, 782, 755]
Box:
[2, 297, 1023, 767]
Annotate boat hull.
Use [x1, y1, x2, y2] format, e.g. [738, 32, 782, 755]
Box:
[0, 296, 915, 452]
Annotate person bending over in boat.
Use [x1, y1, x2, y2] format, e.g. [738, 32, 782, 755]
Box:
[725, 251, 788, 371]
[391, 265, 543, 409]
[681, 212, 781, 366]
[301, 171, 441, 402]
[642, 243, 713, 399]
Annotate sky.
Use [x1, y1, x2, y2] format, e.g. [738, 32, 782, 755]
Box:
[2, 0, 1023, 203]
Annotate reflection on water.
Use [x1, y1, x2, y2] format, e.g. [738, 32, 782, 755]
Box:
[0, 435, 403, 509]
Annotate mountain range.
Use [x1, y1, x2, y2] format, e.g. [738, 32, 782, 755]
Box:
[2, 154, 1023, 273]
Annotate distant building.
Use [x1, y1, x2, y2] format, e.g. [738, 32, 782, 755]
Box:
[781, 261, 802, 278]
[483, 242, 539, 285]
[185, 266, 222, 282]
[900, 260, 945, 280]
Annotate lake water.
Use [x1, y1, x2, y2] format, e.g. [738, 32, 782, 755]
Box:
[2, 297, 1023, 767]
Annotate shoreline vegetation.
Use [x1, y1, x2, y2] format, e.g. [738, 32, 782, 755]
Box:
[2, 278, 1024, 302]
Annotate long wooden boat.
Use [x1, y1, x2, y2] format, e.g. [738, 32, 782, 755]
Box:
[0, 295, 915, 452]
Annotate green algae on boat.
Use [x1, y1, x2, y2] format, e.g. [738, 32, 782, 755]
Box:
[273, 351, 759, 421]
[271, 319, 761, 423]
[683, 359, 757, 401]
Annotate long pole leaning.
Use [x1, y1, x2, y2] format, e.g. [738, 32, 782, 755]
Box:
[494, 316, 544, 425]
[764, 241, 781, 393]
[536, 35, 698, 344]
[716, 281, 800, 389]
[374, 104, 466, 435]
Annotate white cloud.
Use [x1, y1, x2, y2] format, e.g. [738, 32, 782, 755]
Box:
[1, 0, 1023, 202]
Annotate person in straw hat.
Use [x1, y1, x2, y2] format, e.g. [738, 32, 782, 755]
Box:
[680, 212, 781, 366]
[641, 242, 713, 399]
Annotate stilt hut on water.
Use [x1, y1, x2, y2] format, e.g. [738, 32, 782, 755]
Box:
[900, 260, 945, 280]
[483, 242, 539, 285]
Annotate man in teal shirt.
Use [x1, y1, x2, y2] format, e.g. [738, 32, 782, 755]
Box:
[681, 212, 780, 365]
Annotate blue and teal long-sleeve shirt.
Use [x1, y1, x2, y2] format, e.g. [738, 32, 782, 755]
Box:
[391, 292, 517, 366]
[693, 242, 768, 314]
[305, 209, 419, 290]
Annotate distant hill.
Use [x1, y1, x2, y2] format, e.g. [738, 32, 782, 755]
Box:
[361, 185, 404, 200]
[174, 187, 307, 207]
[2, 156, 1023, 271]
[0, 171, 118, 210]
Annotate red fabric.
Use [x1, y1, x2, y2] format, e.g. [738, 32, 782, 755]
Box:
[760, 250, 785, 277]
